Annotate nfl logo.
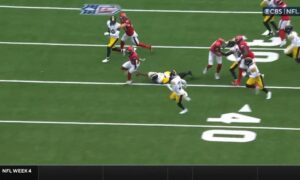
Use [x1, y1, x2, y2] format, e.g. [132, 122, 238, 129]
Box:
[81, 4, 121, 15]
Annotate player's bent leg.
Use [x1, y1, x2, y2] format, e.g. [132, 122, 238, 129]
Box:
[215, 64, 222, 80]
[177, 95, 188, 114]
[246, 84, 256, 88]
[103, 38, 117, 63]
[270, 21, 278, 33]
[169, 92, 177, 101]
[110, 38, 121, 52]
[131, 36, 152, 50]
[263, 21, 272, 35]
[121, 67, 128, 77]
[293, 47, 300, 59]
[246, 78, 256, 89]
[178, 71, 193, 79]
[126, 72, 132, 84]
[230, 62, 238, 80]
[204, 51, 215, 74]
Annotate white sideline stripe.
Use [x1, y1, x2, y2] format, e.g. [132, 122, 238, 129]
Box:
[0, 41, 284, 51]
[0, 5, 261, 14]
[0, 120, 300, 132]
[0, 79, 300, 90]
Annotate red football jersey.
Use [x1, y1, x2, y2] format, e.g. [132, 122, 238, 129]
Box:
[129, 51, 139, 65]
[279, 3, 290, 20]
[122, 19, 135, 36]
[210, 38, 224, 56]
[238, 41, 255, 59]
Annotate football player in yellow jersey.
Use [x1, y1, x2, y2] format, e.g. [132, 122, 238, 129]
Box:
[244, 59, 272, 100]
[102, 16, 121, 63]
[260, 0, 278, 36]
[284, 25, 300, 63]
[136, 70, 192, 84]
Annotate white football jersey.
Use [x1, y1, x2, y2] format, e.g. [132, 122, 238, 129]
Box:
[107, 20, 120, 39]
[288, 31, 300, 47]
[267, 0, 276, 7]
[169, 76, 187, 96]
[230, 45, 241, 62]
[247, 64, 261, 78]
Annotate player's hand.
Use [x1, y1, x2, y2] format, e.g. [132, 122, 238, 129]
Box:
[104, 32, 109, 36]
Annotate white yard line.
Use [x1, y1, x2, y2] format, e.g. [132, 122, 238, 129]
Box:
[0, 79, 299, 90]
[0, 5, 261, 14]
[0, 41, 284, 51]
[0, 120, 299, 132]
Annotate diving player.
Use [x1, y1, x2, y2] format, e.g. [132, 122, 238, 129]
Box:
[148, 70, 192, 84]
[136, 70, 192, 84]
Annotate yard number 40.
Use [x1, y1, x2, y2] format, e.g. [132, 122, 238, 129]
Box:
[201, 112, 261, 143]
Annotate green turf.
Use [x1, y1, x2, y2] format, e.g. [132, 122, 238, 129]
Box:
[0, 0, 300, 165]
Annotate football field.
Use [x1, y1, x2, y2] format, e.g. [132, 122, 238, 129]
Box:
[0, 0, 300, 165]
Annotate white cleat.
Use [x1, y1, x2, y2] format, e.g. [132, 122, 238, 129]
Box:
[255, 85, 260, 95]
[266, 91, 272, 100]
[279, 39, 286, 47]
[184, 96, 191, 102]
[215, 73, 220, 80]
[179, 108, 188, 115]
[203, 67, 208, 74]
[125, 80, 132, 84]
[102, 58, 110, 63]
[121, 48, 126, 56]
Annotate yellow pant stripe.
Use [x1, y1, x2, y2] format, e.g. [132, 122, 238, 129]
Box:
[293, 47, 300, 59]
[108, 37, 118, 48]
[169, 92, 180, 103]
[246, 76, 264, 90]
[230, 62, 238, 70]
[263, 15, 275, 23]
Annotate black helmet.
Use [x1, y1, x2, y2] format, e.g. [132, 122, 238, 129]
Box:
[110, 16, 116, 26]
[244, 58, 253, 66]
[226, 40, 236, 48]
[150, 74, 158, 82]
[285, 25, 293, 35]
[170, 70, 177, 78]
